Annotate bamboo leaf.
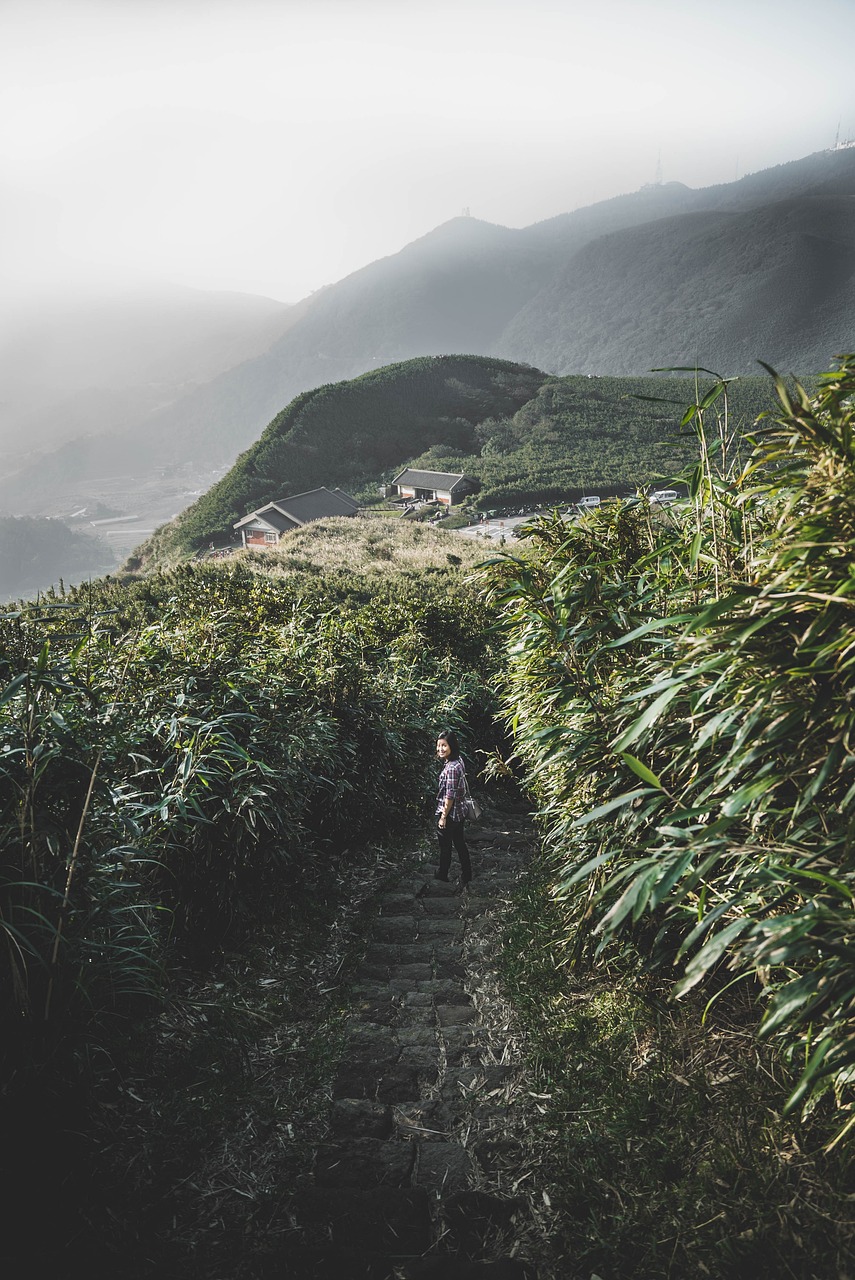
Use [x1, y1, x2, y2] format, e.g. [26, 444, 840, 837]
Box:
[618, 751, 665, 791]
[571, 788, 652, 829]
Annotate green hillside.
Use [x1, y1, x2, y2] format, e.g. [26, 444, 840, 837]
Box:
[499, 193, 855, 375]
[137, 359, 780, 567]
[407, 371, 778, 507]
[137, 354, 548, 564]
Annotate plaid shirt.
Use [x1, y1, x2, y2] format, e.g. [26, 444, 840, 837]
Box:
[436, 758, 466, 821]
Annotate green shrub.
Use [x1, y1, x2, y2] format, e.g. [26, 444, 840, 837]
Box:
[486, 354, 855, 1135]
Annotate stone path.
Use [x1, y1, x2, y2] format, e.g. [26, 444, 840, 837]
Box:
[276, 803, 541, 1279]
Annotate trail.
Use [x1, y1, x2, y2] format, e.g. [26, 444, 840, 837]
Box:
[277, 803, 544, 1279]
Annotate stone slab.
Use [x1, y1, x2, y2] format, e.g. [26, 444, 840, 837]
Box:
[419, 897, 463, 916]
[396, 1045, 440, 1082]
[414, 1142, 475, 1194]
[435, 1004, 478, 1027]
[420, 981, 471, 1003]
[420, 918, 465, 939]
[376, 1064, 424, 1102]
[291, 1185, 432, 1255]
[396, 1026, 439, 1048]
[371, 916, 420, 944]
[395, 963, 433, 982]
[314, 1138, 414, 1188]
[328, 1099, 394, 1140]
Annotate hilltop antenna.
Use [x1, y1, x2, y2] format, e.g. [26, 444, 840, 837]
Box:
[834, 118, 841, 149]
[654, 150, 662, 186]
[461, 206, 471, 217]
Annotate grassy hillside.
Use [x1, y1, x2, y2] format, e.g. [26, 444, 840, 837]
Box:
[406, 371, 778, 507]
[5, 357, 855, 1275]
[136, 354, 548, 564]
[136, 361, 785, 567]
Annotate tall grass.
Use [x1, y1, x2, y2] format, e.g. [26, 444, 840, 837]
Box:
[0, 536, 497, 1077]
[486, 353, 855, 1136]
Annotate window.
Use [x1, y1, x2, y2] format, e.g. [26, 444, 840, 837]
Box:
[264, 532, 277, 543]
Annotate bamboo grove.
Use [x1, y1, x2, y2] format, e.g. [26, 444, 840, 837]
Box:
[484, 353, 855, 1140]
[0, 553, 495, 1078]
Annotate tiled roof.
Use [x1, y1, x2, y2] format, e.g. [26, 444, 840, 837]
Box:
[233, 505, 298, 533]
[391, 469, 472, 489]
[234, 487, 359, 530]
[271, 487, 360, 522]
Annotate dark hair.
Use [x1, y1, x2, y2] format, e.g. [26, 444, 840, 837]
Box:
[437, 729, 460, 760]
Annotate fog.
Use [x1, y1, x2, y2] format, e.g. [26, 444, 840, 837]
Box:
[3, 0, 853, 309]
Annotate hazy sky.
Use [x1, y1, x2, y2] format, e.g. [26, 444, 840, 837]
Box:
[2, 0, 853, 306]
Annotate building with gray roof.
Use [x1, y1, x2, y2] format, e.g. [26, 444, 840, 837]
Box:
[389, 469, 478, 506]
[234, 487, 359, 548]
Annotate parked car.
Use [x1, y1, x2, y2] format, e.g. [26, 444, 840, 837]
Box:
[650, 490, 679, 505]
[577, 495, 601, 509]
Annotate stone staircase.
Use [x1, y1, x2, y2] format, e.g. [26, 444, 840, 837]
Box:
[273, 804, 541, 1279]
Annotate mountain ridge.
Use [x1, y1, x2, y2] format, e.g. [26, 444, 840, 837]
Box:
[3, 146, 853, 517]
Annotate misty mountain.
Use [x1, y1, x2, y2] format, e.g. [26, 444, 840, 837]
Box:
[0, 284, 295, 468]
[498, 194, 855, 375]
[0, 516, 116, 603]
[3, 146, 853, 516]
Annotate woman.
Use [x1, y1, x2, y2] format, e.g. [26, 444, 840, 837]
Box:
[434, 729, 473, 887]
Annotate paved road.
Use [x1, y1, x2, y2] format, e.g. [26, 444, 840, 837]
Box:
[454, 514, 541, 543]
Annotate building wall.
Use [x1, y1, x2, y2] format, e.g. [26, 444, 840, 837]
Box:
[396, 485, 454, 505]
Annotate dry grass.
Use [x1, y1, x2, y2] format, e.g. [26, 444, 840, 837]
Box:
[238, 514, 484, 579]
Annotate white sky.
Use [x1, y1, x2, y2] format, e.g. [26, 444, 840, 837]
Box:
[1, 0, 853, 305]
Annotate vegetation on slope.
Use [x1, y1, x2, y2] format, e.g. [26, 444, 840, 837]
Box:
[477, 352, 855, 1275]
[486, 353, 855, 1134]
[137, 361, 780, 572]
[5, 351, 855, 1274]
[498, 193, 855, 376]
[408, 371, 776, 508]
[1, 517, 496, 1272]
[137, 354, 547, 565]
[0, 519, 491, 1097]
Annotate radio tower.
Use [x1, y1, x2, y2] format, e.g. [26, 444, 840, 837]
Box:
[654, 150, 663, 186]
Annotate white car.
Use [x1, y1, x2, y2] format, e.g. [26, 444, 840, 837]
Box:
[577, 495, 601, 509]
[650, 490, 679, 505]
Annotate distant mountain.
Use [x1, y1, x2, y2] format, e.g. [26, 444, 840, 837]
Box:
[0, 284, 295, 471]
[498, 194, 855, 375]
[0, 516, 116, 603]
[4, 147, 853, 515]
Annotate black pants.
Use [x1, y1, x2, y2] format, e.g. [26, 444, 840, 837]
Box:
[436, 818, 472, 882]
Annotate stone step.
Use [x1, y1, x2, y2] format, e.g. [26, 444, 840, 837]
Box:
[289, 1185, 432, 1255]
[414, 1141, 475, 1193]
[264, 1244, 397, 1278]
[314, 1138, 415, 1188]
[327, 1098, 394, 1139]
[400, 1258, 536, 1280]
[371, 915, 423, 943]
[283, 801, 538, 1276]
